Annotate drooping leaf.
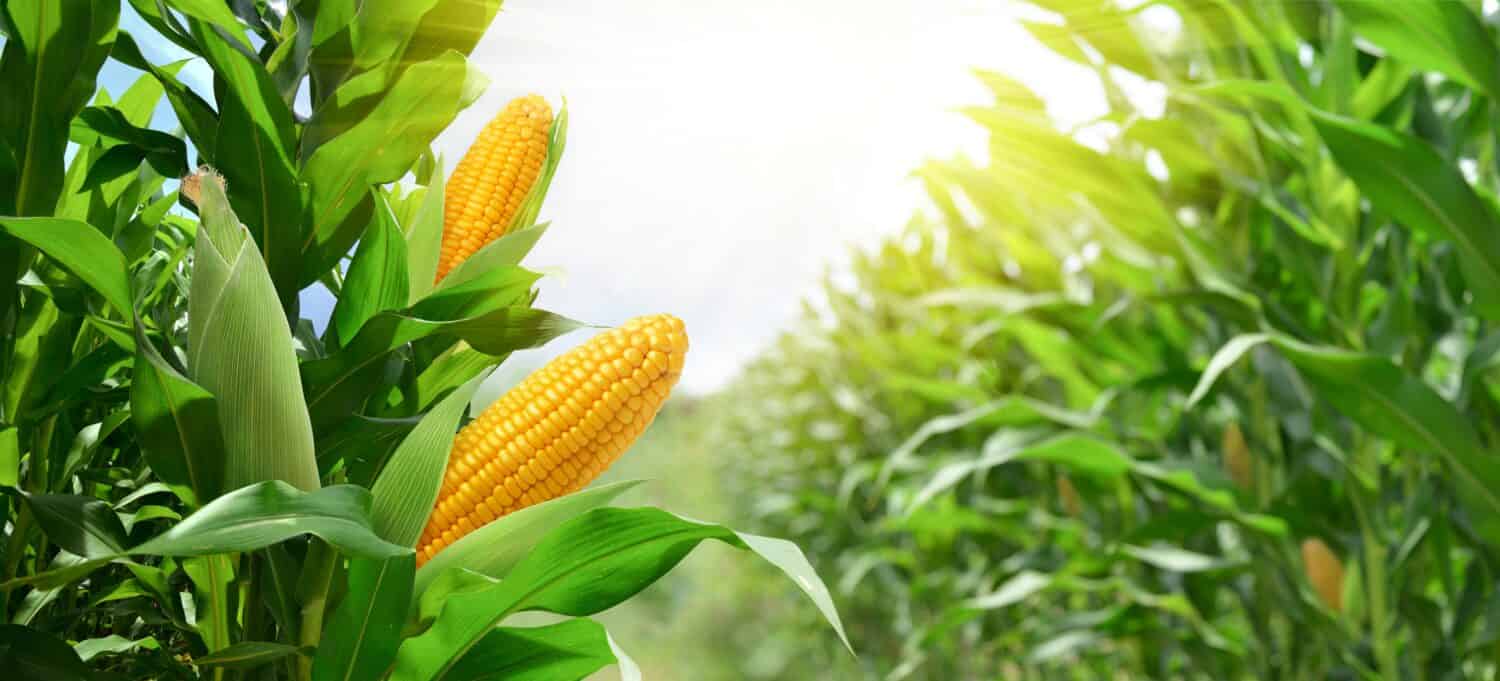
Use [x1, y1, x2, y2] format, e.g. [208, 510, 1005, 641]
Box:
[412, 480, 646, 602]
[444, 619, 618, 681]
[0, 217, 134, 318]
[132, 482, 410, 560]
[392, 507, 848, 681]
[7, 490, 129, 558]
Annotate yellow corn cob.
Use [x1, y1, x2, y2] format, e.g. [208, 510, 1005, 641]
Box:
[436, 94, 553, 282]
[1301, 538, 1344, 612]
[416, 314, 689, 565]
[1222, 422, 1252, 491]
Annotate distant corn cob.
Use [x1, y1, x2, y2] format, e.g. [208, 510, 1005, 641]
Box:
[1222, 422, 1252, 491]
[436, 94, 553, 282]
[1301, 538, 1344, 612]
[416, 314, 689, 565]
[1056, 475, 1083, 518]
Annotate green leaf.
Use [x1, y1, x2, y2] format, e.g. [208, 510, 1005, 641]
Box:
[8, 490, 129, 559]
[1122, 544, 1239, 573]
[1271, 336, 1500, 545]
[130, 322, 225, 504]
[165, 0, 251, 47]
[392, 507, 848, 680]
[0, 217, 134, 318]
[132, 482, 409, 560]
[194, 641, 307, 670]
[301, 52, 476, 284]
[370, 374, 488, 548]
[213, 90, 307, 310]
[80, 143, 147, 191]
[303, 305, 580, 433]
[1310, 110, 1500, 319]
[74, 634, 159, 662]
[1334, 0, 1500, 100]
[412, 480, 646, 603]
[111, 34, 219, 161]
[1186, 333, 1270, 407]
[0, 0, 118, 215]
[411, 346, 502, 412]
[333, 194, 410, 348]
[0, 428, 16, 487]
[436, 223, 552, 293]
[183, 554, 235, 652]
[969, 571, 1052, 611]
[404, 155, 445, 302]
[444, 619, 618, 681]
[312, 554, 415, 681]
[906, 433, 1131, 513]
[188, 172, 321, 492]
[318, 415, 418, 484]
[0, 624, 95, 680]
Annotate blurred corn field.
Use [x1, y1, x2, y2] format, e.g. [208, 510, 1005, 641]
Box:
[676, 0, 1500, 678]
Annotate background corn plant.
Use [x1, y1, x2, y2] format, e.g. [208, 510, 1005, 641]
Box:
[712, 0, 1500, 679]
[0, 1, 843, 679]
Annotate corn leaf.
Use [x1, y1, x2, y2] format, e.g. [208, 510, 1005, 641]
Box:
[436, 223, 552, 293]
[443, 619, 618, 681]
[130, 482, 408, 560]
[0, 624, 95, 680]
[405, 156, 446, 302]
[0, 217, 134, 318]
[0, 0, 117, 215]
[1310, 110, 1500, 319]
[5, 491, 129, 559]
[302, 303, 579, 433]
[1271, 336, 1500, 545]
[312, 554, 414, 681]
[1334, 0, 1500, 100]
[130, 322, 224, 505]
[192, 641, 306, 670]
[392, 507, 848, 681]
[332, 194, 410, 348]
[370, 373, 489, 548]
[182, 555, 234, 653]
[301, 52, 477, 285]
[110, 34, 219, 162]
[411, 480, 646, 604]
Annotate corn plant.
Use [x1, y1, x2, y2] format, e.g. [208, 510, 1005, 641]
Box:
[718, 1, 1500, 679]
[0, 1, 844, 678]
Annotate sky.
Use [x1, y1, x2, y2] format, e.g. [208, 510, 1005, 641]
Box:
[448, 0, 1104, 395]
[78, 1, 1106, 397]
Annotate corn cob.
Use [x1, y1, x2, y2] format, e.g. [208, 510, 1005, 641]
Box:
[416, 314, 689, 565]
[1300, 538, 1344, 612]
[1222, 422, 1252, 491]
[1056, 475, 1083, 518]
[436, 94, 553, 282]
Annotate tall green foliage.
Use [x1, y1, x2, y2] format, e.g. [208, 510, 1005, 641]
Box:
[720, 1, 1500, 678]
